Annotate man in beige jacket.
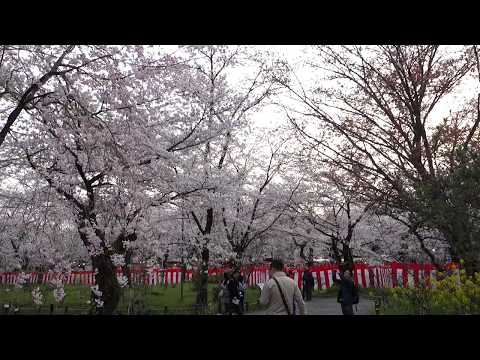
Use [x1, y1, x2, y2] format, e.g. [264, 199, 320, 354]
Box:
[259, 259, 306, 315]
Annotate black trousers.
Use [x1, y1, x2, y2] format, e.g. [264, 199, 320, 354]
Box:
[229, 303, 243, 315]
[303, 286, 313, 301]
[341, 304, 354, 315]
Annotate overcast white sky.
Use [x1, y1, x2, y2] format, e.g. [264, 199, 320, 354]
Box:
[247, 45, 479, 131]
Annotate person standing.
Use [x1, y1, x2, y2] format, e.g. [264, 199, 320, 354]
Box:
[228, 270, 244, 315]
[238, 274, 247, 313]
[302, 267, 315, 301]
[218, 272, 231, 315]
[337, 270, 359, 315]
[259, 259, 306, 315]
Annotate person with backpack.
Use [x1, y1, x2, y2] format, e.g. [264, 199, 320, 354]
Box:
[259, 259, 306, 315]
[337, 269, 359, 315]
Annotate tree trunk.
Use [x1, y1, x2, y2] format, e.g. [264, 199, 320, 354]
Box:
[91, 253, 121, 315]
[78, 221, 121, 315]
[233, 247, 244, 272]
[192, 208, 213, 309]
[341, 243, 355, 273]
[113, 231, 136, 286]
[196, 246, 209, 309]
[307, 247, 314, 267]
[122, 249, 133, 286]
[330, 239, 354, 274]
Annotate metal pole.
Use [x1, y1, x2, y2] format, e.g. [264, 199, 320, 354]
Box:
[180, 215, 185, 301]
[180, 257, 185, 301]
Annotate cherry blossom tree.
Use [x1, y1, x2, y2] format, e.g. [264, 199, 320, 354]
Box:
[0, 180, 85, 273]
[4, 45, 241, 313]
[278, 45, 480, 273]
[1, 45, 286, 313]
[217, 131, 301, 270]
[4, 45, 478, 315]
[0, 46, 79, 150]
[170, 46, 282, 306]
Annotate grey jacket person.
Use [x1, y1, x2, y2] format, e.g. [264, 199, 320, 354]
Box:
[259, 271, 306, 315]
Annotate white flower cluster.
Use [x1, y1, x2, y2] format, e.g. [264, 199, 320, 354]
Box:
[50, 278, 66, 303]
[146, 258, 157, 268]
[53, 261, 72, 275]
[91, 285, 102, 298]
[53, 287, 66, 303]
[86, 244, 104, 257]
[117, 274, 129, 288]
[111, 254, 126, 267]
[90, 285, 104, 308]
[32, 287, 44, 305]
[15, 272, 30, 288]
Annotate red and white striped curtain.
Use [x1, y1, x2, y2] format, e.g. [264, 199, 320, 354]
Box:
[0, 263, 458, 289]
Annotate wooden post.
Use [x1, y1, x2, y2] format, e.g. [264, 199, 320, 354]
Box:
[164, 306, 168, 315]
[50, 304, 54, 315]
[374, 297, 381, 315]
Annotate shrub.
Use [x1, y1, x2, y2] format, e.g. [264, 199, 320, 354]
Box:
[211, 285, 221, 301]
[382, 267, 480, 315]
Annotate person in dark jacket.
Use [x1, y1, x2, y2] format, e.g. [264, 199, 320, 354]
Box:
[228, 270, 244, 315]
[302, 267, 315, 301]
[337, 270, 359, 315]
[219, 272, 231, 315]
[238, 274, 246, 313]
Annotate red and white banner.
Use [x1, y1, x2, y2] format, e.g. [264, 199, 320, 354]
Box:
[0, 263, 458, 289]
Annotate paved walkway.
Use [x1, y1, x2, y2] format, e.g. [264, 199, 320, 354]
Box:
[247, 296, 375, 315]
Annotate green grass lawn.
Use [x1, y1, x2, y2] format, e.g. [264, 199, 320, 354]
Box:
[1, 283, 386, 315]
[0, 283, 262, 315]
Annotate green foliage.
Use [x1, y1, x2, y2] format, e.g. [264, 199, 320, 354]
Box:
[211, 283, 221, 300]
[382, 268, 480, 314]
[414, 148, 480, 273]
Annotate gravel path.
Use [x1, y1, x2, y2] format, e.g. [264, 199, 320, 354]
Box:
[247, 296, 375, 315]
